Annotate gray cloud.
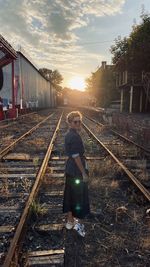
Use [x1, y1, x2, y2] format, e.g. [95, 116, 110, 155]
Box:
[0, 0, 126, 85]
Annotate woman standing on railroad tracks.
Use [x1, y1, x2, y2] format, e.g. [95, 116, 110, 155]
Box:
[63, 111, 90, 237]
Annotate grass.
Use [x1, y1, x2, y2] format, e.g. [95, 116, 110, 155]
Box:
[33, 156, 40, 166]
[140, 237, 150, 250]
[27, 137, 45, 148]
[139, 169, 149, 181]
[30, 200, 48, 219]
[89, 157, 121, 180]
[111, 180, 119, 189]
[0, 166, 9, 195]
[0, 178, 9, 195]
[84, 138, 98, 153]
[131, 209, 142, 223]
[20, 177, 32, 192]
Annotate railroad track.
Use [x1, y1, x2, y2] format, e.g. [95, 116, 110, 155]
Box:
[0, 110, 57, 158]
[0, 112, 37, 129]
[0, 110, 61, 266]
[1, 109, 149, 266]
[5, 111, 102, 267]
[20, 112, 66, 267]
[83, 116, 150, 202]
[0, 109, 55, 151]
[19, 113, 149, 267]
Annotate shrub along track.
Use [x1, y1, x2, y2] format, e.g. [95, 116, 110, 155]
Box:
[0, 110, 61, 266]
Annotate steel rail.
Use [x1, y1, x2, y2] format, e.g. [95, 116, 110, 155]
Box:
[84, 115, 150, 155]
[0, 111, 36, 124]
[3, 112, 63, 267]
[0, 112, 37, 129]
[0, 112, 55, 160]
[82, 121, 150, 202]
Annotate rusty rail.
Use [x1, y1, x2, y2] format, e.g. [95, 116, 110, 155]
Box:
[3, 112, 63, 267]
[84, 115, 150, 155]
[83, 121, 150, 202]
[0, 112, 55, 160]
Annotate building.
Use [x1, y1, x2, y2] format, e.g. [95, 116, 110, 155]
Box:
[0, 35, 56, 120]
[0, 34, 17, 119]
[116, 69, 150, 113]
[90, 61, 118, 108]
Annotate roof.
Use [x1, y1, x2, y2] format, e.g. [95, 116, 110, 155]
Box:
[0, 34, 17, 67]
[17, 51, 54, 86]
[0, 35, 17, 59]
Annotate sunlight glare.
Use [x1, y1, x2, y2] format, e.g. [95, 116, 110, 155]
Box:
[68, 76, 85, 91]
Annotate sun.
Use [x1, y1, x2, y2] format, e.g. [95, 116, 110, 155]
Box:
[68, 76, 85, 91]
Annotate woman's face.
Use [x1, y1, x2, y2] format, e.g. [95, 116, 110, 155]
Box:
[70, 116, 81, 131]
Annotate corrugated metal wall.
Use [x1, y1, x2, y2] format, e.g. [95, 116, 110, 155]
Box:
[0, 52, 56, 109]
[17, 53, 53, 108]
[0, 64, 12, 107]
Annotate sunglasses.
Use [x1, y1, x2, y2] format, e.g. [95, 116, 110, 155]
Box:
[73, 120, 81, 124]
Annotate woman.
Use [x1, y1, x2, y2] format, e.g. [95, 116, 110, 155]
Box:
[63, 111, 90, 237]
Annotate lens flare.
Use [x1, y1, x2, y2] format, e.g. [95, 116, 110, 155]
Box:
[75, 205, 81, 211]
[75, 179, 80, 184]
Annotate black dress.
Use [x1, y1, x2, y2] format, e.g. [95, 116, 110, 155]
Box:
[63, 128, 90, 219]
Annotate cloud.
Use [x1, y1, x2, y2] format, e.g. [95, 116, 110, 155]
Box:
[0, 0, 126, 85]
[82, 0, 126, 17]
[0, 0, 125, 41]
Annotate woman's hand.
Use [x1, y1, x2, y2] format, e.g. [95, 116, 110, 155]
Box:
[73, 155, 89, 182]
[82, 171, 89, 182]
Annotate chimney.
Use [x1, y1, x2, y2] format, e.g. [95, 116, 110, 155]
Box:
[102, 61, 107, 69]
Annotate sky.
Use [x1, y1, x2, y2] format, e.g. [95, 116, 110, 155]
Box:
[0, 0, 150, 89]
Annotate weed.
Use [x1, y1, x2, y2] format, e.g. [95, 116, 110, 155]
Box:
[21, 177, 32, 192]
[111, 180, 119, 189]
[33, 156, 39, 166]
[30, 200, 48, 219]
[0, 178, 9, 195]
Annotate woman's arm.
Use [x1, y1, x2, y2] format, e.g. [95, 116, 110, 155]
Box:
[73, 155, 88, 182]
[66, 133, 88, 181]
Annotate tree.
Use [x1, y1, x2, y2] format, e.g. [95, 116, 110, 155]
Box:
[86, 74, 95, 94]
[110, 36, 129, 65]
[86, 66, 118, 108]
[110, 13, 150, 72]
[39, 68, 63, 91]
[51, 70, 63, 86]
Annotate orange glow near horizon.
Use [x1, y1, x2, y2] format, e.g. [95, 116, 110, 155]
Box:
[68, 76, 86, 91]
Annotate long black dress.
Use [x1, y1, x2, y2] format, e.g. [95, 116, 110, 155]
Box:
[63, 128, 90, 219]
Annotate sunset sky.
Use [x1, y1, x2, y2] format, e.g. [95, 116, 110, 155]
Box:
[0, 0, 150, 90]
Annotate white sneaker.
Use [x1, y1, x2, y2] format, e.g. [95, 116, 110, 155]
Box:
[65, 221, 74, 230]
[65, 218, 79, 230]
[73, 223, 85, 237]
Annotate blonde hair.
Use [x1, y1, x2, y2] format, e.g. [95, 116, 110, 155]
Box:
[66, 111, 82, 123]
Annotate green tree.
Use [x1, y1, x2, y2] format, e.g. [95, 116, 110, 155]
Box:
[110, 36, 129, 66]
[110, 13, 150, 72]
[39, 68, 63, 91]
